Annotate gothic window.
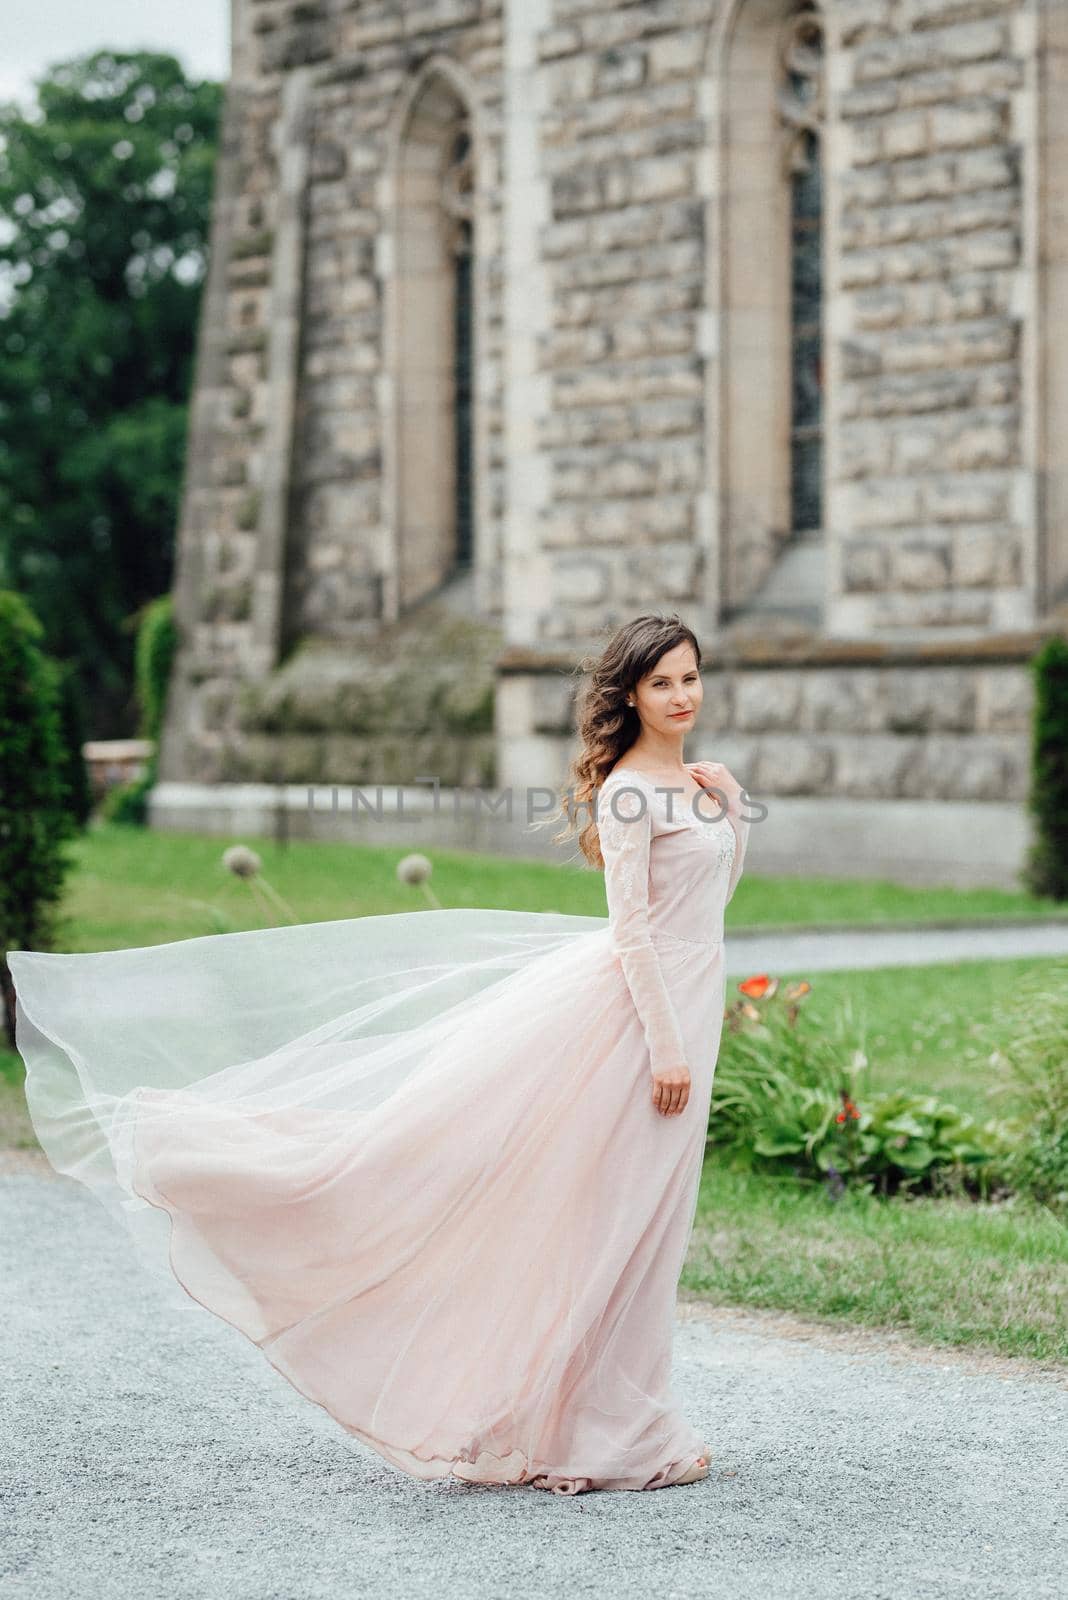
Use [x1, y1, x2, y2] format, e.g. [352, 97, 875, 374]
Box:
[388, 74, 477, 615]
[781, 7, 825, 537]
[710, 0, 826, 624]
[442, 126, 474, 570]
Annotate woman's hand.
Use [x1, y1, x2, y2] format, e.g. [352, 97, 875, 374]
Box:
[686, 760, 743, 820]
[651, 1062, 691, 1116]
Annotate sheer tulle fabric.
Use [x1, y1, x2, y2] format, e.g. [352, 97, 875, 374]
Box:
[9, 772, 749, 1494]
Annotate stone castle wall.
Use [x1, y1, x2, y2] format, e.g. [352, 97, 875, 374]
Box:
[831, 0, 1039, 635]
[163, 0, 511, 786]
[498, 634, 1039, 803]
[511, 0, 1059, 642]
[157, 0, 1068, 882]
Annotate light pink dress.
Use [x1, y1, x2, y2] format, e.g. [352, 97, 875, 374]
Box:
[9, 766, 748, 1494]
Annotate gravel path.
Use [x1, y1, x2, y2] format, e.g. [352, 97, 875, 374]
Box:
[2, 1171, 1064, 1600]
[723, 919, 1068, 976]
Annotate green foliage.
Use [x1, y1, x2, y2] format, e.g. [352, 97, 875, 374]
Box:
[134, 592, 178, 742]
[100, 593, 177, 825]
[686, 1163, 1068, 1363]
[709, 977, 1015, 1200]
[1026, 635, 1068, 901]
[0, 50, 221, 736]
[0, 590, 78, 1042]
[985, 961, 1068, 1213]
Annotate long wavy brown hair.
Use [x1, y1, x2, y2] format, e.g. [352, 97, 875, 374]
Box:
[547, 612, 702, 870]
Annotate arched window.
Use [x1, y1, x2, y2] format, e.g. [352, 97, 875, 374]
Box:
[386, 71, 477, 615]
[782, 8, 824, 541]
[704, 0, 826, 627]
[443, 125, 474, 570]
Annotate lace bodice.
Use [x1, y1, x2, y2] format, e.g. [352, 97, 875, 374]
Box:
[596, 767, 750, 1077]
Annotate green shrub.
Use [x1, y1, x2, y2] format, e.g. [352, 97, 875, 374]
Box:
[985, 960, 1068, 1213]
[709, 975, 1014, 1199]
[100, 593, 178, 826]
[0, 590, 78, 1044]
[1025, 635, 1068, 900]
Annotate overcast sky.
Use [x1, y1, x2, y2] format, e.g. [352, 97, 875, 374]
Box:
[2, 0, 230, 105]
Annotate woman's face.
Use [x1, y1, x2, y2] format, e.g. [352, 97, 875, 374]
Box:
[630, 642, 702, 733]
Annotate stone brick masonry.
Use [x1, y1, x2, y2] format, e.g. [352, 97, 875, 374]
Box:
[158, 0, 1068, 874]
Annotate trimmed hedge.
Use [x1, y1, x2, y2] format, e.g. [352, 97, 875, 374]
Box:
[1025, 636, 1068, 901]
[0, 590, 77, 1044]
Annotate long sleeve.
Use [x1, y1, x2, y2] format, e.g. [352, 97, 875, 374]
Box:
[725, 807, 750, 905]
[598, 781, 688, 1077]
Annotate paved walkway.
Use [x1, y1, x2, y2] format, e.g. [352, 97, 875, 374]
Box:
[2, 1171, 1063, 1600]
[724, 919, 1068, 977]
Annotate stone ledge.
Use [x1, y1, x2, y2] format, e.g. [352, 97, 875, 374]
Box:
[495, 627, 1067, 675]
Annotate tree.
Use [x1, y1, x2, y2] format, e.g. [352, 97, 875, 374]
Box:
[0, 589, 79, 1047]
[0, 51, 222, 736]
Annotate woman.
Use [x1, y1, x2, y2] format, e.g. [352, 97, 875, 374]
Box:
[9, 612, 752, 1495]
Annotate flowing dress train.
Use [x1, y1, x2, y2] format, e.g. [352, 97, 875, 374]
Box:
[8, 766, 749, 1494]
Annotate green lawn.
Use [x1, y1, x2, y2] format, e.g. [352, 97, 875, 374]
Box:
[765, 957, 1066, 1123]
[733, 873, 1068, 928]
[13, 821, 1068, 955]
[684, 1162, 1067, 1364]
[3, 822, 1066, 1364]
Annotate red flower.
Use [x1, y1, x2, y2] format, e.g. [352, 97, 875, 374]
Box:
[837, 1093, 862, 1124]
[738, 973, 772, 998]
